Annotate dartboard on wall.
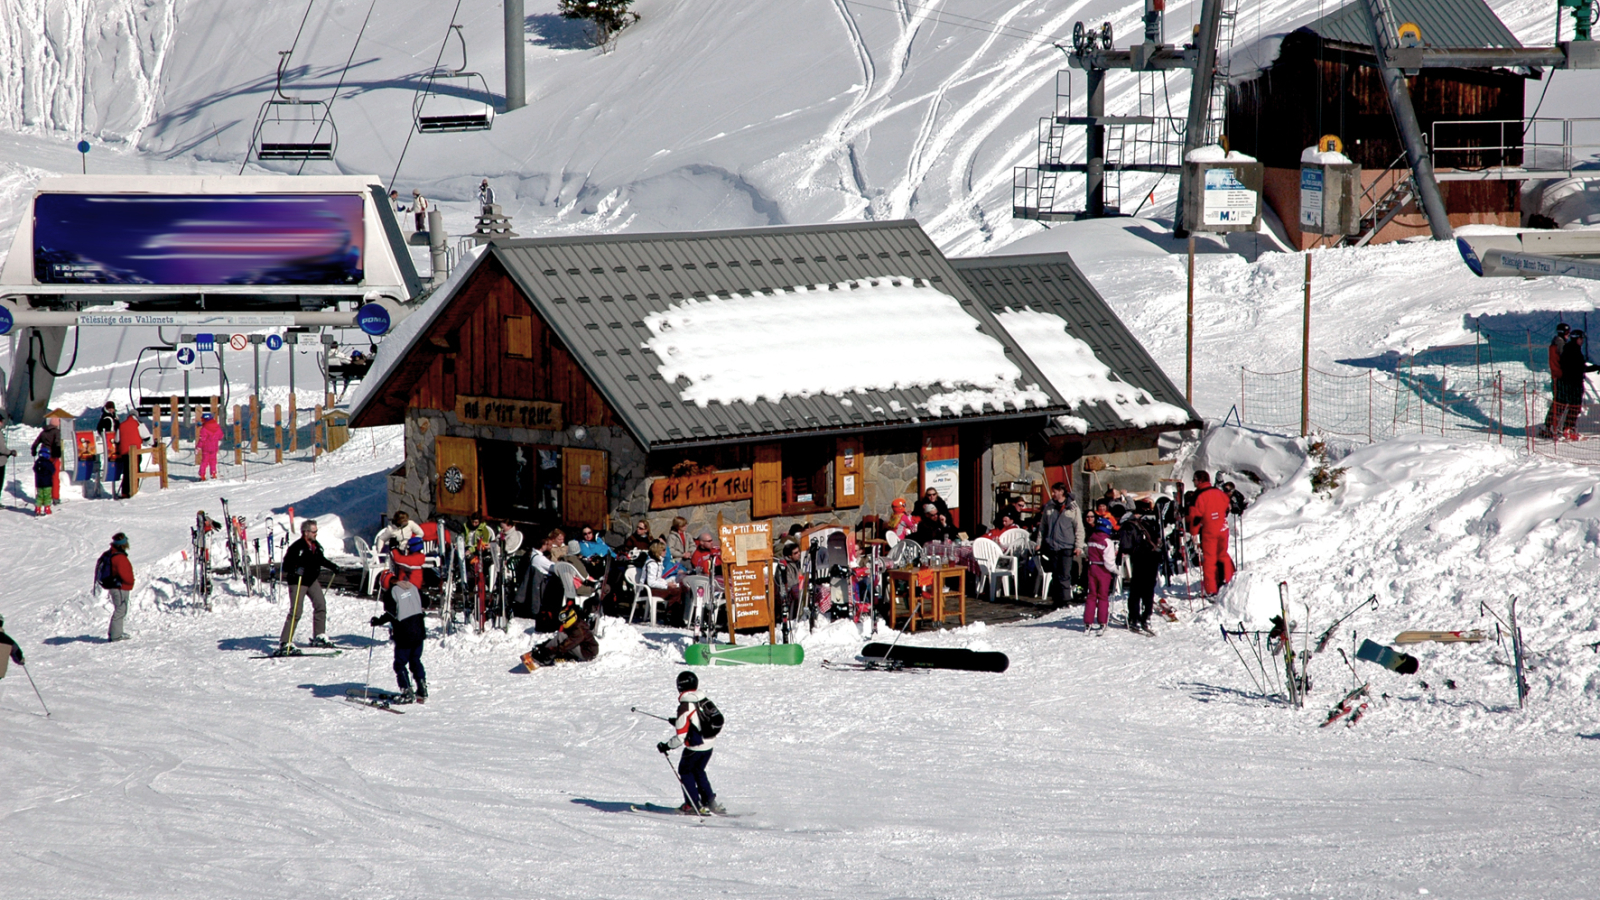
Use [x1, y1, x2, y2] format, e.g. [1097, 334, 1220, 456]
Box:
[443, 465, 466, 494]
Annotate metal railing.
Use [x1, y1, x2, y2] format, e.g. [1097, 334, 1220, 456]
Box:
[1431, 117, 1600, 174]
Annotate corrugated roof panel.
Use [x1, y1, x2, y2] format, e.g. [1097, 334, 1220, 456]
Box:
[1308, 0, 1520, 50]
[950, 253, 1199, 436]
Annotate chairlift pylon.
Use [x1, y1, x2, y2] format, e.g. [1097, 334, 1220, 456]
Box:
[413, 25, 495, 134]
[248, 51, 338, 162]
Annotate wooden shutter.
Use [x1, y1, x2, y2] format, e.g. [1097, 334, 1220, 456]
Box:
[434, 436, 479, 516]
[505, 316, 533, 358]
[563, 447, 609, 529]
[751, 443, 782, 518]
[834, 436, 864, 508]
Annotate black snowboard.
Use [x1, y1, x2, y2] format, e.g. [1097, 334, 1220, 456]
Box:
[1354, 638, 1419, 675]
[860, 643, 1009, 673]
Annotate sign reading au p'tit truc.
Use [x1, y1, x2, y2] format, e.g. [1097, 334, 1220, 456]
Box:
[455, 395, 563, 430]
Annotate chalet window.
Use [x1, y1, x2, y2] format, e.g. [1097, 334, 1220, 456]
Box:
[505, 316, 533, 358]
[750, 439, 834, 518]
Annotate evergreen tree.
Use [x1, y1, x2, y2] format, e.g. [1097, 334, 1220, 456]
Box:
[558, 0, 640, 46]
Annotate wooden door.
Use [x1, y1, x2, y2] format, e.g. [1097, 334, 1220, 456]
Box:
[563, 447, 609, 529]
[435, 436, 479, 516]
[751, 443, 782, 518]
[834, 436, 864, 509]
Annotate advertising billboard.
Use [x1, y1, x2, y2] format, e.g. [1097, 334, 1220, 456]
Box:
[33, 193, 365, 286]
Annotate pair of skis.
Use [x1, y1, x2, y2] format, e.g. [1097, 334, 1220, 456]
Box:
[1321, 683, 1370, 727]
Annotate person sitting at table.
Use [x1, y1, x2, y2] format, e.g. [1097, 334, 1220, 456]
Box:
[576, 525, 613, 560]
[624, 518, 655, 558]
[912, 502, 956, 545]
[690, 532, 722, 576]
[374, 511, 425, 554]
[887, 498, 916, 539]
[920, 487, 952, 522]
[665, 516, 692, 566]
[983, 509, 1025, 544]
[642, 540, 687, 626]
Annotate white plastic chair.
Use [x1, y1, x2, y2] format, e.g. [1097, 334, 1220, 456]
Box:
[681, 574, 723, 634]
[971, 537, 1012, 601]
[352, 535, 384, 596]
[551, 561, 582, 604]
[501, 528, 524, 556]
[884, 531, 901, 550]
[887, 537, 920, 569]
[624, 567, 664, 625]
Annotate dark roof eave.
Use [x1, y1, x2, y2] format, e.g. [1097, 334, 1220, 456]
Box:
[1043, 419, 1204, 442]
[644, 406, 1075, 451]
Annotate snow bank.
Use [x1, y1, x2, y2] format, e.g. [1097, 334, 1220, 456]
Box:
[1300, 147, 1353, 165]
[642, 279, 1048, 411]
[996, 308, 1189, 429]
[1192, 424, 1309, 493]
[1185, 145, 1257, 164]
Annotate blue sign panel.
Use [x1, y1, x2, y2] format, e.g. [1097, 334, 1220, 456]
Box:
[32, 193, 365, 286]
[0, 305, 11, 336]
[195, 332, 215, 351]
[176, 347, 197, 367]
[356, 303, 391, 336]
[265, 334, 284, 351]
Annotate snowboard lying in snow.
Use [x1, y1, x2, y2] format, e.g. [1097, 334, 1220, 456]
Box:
[1355, 638, 1419, 674]
[860, 643, 1009, 673]
[684, 643, 804, 666]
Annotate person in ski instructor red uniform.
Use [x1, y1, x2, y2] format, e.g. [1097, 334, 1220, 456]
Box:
[116, 411, 143, 499]
[1188, 470, 1235, 596]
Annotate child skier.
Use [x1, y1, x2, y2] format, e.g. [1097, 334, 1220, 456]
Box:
[32, 446, 55, 515]
[1083, 501, 1119, 634]
[371, 538, 428, 703]
[196, 412, 223, 481]
[524, 599, 598, 669]
[656, 671, 722, 815]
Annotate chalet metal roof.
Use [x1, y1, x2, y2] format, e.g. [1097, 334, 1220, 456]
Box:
[354, 220, 1091, 449]
[949, 254, 1201, 436]
[1305, 0, 1520, 51]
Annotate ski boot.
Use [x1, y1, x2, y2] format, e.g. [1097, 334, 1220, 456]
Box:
[678, 803, 700, 815]
[707, 799, 727, 815]
[397, 688, 416, 704]
[273, 643, 303, 657]
[415, 679, 428, 704]
[33, 506, 41, 516]
[307, 635, 337, 649]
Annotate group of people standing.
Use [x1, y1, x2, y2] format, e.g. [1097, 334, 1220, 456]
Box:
[1037, 470, 1240, 634]
[1541, 323, 1599, 440]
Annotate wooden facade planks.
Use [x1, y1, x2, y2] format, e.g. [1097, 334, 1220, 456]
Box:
[405, 257, 617, 428]
[1227, 31, 1524, 171]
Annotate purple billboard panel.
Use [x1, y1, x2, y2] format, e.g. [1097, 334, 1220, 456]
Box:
[33, 193, 365, 286]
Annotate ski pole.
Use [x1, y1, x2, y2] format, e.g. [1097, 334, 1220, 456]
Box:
[659, 748, 705, 817]
[630, 707, 673, 723]
[21, 663, 50, 717]
[363, 624, 377, 700]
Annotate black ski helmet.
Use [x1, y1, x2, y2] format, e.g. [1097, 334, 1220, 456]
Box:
[676, 671, 698, 692]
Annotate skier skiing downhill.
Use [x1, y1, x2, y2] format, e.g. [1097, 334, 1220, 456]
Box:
[1188, 470, 1236, 597]
[656, 671, 723, 815]
[196, 413, 223, 481]
[276, 519, 340, 655]
[371, 538, 428, 703]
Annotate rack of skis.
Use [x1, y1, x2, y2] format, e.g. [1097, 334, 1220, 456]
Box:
[1219, 582, 1532, 725]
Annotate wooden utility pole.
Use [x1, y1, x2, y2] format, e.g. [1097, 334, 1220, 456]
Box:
[1186, 235, 1196, 403]
[1301, 253, 1313, 437]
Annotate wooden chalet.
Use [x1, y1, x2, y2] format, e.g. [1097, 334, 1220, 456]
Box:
[348, 221, 1199, 539]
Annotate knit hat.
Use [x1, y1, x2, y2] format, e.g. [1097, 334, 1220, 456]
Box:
[111, 533, 129, 548]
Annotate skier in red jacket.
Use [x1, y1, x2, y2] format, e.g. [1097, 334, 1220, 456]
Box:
[1187, 470, 1235, 596]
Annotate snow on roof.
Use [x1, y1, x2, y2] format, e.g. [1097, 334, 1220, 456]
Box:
[641, 278, 1050, 413]
[995, 308, 1190, 433]
[1184, 145, 1258, 164]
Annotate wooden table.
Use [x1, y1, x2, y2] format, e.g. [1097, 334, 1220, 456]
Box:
[885, 566, 967, 632]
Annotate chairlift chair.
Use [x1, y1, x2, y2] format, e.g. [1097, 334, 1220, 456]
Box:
[413, 26, 495, 133]
[249, 51, 338, 161]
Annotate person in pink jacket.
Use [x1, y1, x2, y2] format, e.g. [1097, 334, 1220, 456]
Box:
[196, 413, 223, 481]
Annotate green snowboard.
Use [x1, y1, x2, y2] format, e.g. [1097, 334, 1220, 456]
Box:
[684, 643, 805, 666]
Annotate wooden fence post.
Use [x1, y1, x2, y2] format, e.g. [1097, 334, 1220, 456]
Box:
[169, 396, 180, 451]
[250, 396, 260, 455]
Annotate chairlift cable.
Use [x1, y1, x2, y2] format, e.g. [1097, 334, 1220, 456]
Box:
[297, 0, 381, 175]
[386, 0, 465, 195]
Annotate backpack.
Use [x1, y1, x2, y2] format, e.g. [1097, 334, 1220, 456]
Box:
[695, 697, 725, 738]
[94, 550, 121, 590]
